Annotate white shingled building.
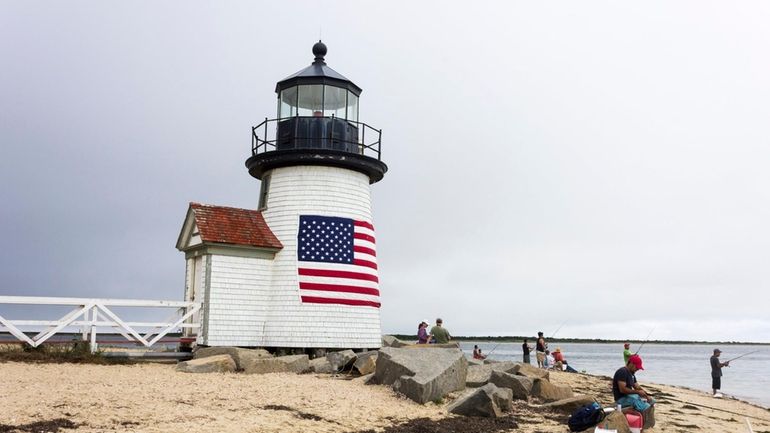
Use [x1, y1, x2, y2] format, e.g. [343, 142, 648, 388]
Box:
[176, 41, 388, 350]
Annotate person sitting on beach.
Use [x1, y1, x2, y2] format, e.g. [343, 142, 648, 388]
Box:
[613, 354, 655, 428]
[416, 320, 430, 344]
[552, 347, 579, 373]
[544, 349, 555, 369]
[553, 347, 565, 369]
[429, 318, 451, 344]
[472, 345, 487, 360]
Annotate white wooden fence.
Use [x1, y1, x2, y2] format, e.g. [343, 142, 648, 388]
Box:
[0, 296, 201, 353]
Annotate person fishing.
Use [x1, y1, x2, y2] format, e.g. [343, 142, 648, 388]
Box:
[550, 347, 579, 373]
[623, 342, 632, 364]
[522, 339, 533, 364]
[710, 348, 729, 398]
[535, 331, 547, 368]
[612, 354, 656, 428]
[472, 345, 487, 360]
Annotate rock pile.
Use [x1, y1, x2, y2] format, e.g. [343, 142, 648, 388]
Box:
[179, 346, 381, 376]
[177, 349, 310, 375]
[177, 340, 600, 429]
[457, 357, 593, 418]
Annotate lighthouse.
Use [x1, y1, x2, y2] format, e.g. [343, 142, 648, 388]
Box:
[176, 41, 387, 350]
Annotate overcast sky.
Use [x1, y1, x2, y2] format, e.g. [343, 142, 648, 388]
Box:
[1, 1, 769, 342]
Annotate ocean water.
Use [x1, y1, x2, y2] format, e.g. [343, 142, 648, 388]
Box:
[460, 341, 770, 408]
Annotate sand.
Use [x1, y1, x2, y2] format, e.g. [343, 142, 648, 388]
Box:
[1, 361, 768, 433]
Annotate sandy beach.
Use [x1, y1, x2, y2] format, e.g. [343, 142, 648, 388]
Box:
[1, 361, 768, 433]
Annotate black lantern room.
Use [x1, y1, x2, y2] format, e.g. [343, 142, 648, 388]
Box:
[246, 41, 387, 183]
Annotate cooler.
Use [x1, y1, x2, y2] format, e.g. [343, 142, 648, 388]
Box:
[625, 411, 643, 433]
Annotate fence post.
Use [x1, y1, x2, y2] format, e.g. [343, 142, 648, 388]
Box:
[89, 306, 98, 353]
[81, 303, 88, 342]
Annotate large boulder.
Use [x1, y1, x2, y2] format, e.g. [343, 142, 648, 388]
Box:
[309, 357, 336, 374]
[579, 410, 631, 433]
[467, 358, 484, 366]
[489, 370, 533, 400]
[447, 383, 509, 418]
[176, 354, 236, 373]
[373, 347, 467, 404]
[466, 361, 518, 387]
[242, 354, 309, 374]
[513, 363, 550, 381]
[491, 385, 513, 412]
[326, 350, 357, 371]
[193, 347, 271, 370]
[353, 350, 378, 375]
[382, 335, 409, 348]
[542, 395, 597, 414]
[531, 378, 574, 402]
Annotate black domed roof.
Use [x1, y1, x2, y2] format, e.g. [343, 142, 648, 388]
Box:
[275, 41, 362, 96]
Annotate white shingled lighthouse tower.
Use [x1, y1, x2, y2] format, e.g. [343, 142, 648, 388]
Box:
[177, 41, 387, 350]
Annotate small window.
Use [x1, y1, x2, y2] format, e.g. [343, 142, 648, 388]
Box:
[258, 175, 271, 210]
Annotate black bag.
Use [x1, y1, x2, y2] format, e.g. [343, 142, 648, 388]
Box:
[567, 402, 606, 432]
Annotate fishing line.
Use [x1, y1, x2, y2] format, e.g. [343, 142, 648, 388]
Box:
[662, 396, 770, 422]
[486, 342, 502, 357]
[725, 350, 760, 363]
[550, 321, 567, 339]
[634, 326, 656, 355]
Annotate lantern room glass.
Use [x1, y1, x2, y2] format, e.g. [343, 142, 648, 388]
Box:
[324, 85, 346, 118]
[297, 85, 323, 117]
[279, 87, 297, 119]
[347, 93, 358, 122]
[277, 84, 359, 121]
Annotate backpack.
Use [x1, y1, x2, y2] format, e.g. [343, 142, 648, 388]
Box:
[567, 402, 606, 432]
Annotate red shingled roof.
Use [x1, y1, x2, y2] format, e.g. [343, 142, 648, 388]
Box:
[189, 203, 282, 250]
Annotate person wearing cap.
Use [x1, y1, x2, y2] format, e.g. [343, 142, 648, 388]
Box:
[613, 354, 655, 426]
[623, 342, 632, 364]
[429, 318, 451, 344]
[535, 331, 547, 368]
[710, 348, 729, 397]
[416, 320, 430, 344]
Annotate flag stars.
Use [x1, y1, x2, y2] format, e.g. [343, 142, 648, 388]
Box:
[297, 216, 362, 264]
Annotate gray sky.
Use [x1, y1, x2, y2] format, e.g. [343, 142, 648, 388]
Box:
[2, 1, 769, 342]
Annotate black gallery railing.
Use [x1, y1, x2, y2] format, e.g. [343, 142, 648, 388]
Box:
[251, 116, 382, 161]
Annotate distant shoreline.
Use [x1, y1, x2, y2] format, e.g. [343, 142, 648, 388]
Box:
[389, 334, 770, 345]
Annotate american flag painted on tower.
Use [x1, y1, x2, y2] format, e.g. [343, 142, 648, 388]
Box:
[296, 215, 380, 308]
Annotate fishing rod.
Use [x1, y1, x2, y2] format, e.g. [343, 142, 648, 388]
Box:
[550, 321, 567, 339]
[725, 350, 760, 363]
[634, 326, 656, 355]
[485, 342, 502, 357]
